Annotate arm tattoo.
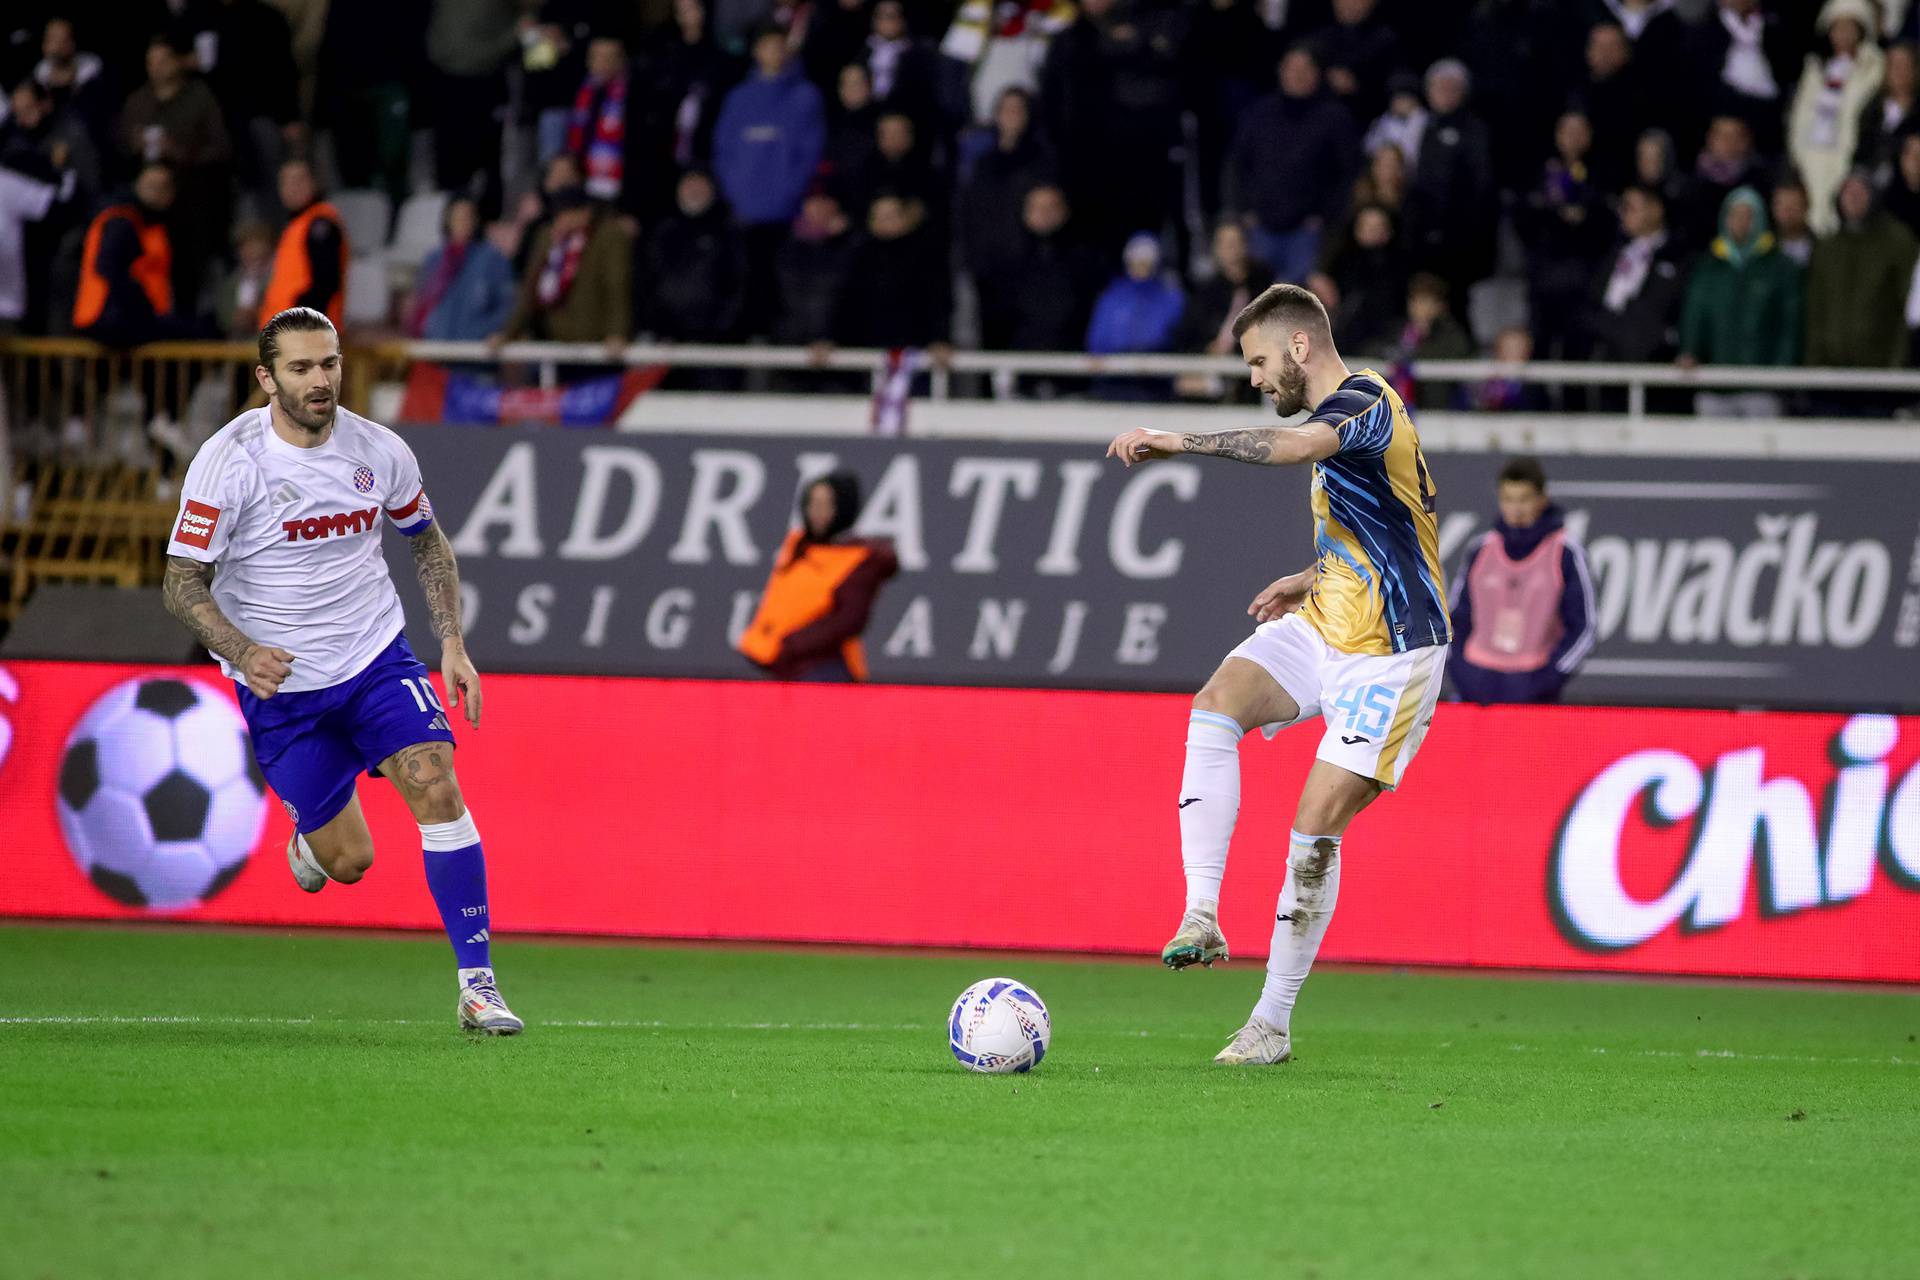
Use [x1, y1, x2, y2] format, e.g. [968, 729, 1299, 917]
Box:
[162, 555, 256, 667]
[410, 524, 465, 643]
[1178, 428, 1291, 466]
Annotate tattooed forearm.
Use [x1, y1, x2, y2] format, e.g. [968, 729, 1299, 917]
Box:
[410, 524, 465, 643]
[162, 555, 258, 667]
[1178, 428, 1291, 466]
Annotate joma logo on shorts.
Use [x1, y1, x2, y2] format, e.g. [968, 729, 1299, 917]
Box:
[281, 507, 381, 541]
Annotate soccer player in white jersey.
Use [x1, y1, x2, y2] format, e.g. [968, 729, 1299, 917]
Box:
[162, 307, 522, 1035]
[1106, 283, 1451, 1065]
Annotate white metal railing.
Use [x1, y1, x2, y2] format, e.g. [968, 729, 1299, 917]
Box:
[403, 341, 1920, 421]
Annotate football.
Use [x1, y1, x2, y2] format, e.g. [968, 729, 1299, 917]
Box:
[948, 978, 1052, 1074]
[56, 677, 268, 910]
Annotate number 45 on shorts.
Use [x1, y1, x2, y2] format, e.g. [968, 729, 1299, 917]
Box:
[1330, 683, 1395, 740]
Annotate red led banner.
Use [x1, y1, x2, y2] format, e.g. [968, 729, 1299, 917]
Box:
[1, 660, 1916, 982]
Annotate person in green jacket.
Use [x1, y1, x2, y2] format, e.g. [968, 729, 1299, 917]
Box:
[1677, 186, 1805, 416]
[1806, 171, 1919, 369]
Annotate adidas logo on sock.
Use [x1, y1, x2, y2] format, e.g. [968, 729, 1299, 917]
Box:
[465, 928, 490, 945]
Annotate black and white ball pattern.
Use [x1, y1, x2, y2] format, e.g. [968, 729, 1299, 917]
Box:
[57, 678, 267, 909]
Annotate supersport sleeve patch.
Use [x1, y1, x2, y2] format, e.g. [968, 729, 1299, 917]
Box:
[385, 486, 434, 536]
[168, 498, 224, 558]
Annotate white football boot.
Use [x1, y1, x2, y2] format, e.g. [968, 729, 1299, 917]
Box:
[286, 834, 326, 893]
[458, 968, 524, 1035]
[1161, 906, 1229, 970]
[1213, 1016, 1291, 1065]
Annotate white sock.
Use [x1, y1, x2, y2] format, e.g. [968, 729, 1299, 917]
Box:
[1179, 709, 1244, 911]
[1253, 832, 1342, 1033]
[294, 833, 334, 883]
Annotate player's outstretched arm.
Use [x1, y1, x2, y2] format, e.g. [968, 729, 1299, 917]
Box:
[1105, 423, 1340, 468]
[162, 555, 294, 698]
[409, 524, 482, 728]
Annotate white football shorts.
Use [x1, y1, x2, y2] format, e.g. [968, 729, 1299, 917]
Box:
[1226, 612, 1447, 790]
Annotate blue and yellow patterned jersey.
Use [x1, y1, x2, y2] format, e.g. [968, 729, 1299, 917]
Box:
[1297, 369, 1452, 656]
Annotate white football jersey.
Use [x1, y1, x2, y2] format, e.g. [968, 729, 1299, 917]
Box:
[167, 406, 436, 693]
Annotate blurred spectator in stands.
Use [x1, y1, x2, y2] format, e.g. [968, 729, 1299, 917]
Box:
[1187, 0, 1280, 224]
[635, 0, 738, 223]
[1361, 73, 1426, 172]
[215, 219, 274, 339]
[1521, 110, 1614, 361]
[1680, 115, 1767, 249]
[1584, 185, 1685, 362]
[823, 63, 880, 209]
[1351, 140, 1408, 219]
[833, 193, 951, 353]
[316, 0, 427, 211]
[200, 0, 302, 220]
[1086, 0, 1190, 259]
[1447, 456, 1595, 706]
[738, 471, 899, 683]
[1689, 0, 1797, 155]
[1678, 186, 1802, 416]
[1888, 132, 1920, 236]
[1175, 220, 1269, 398]
[979, 183, 1103, 357]
[1602, 0, 1686, 98]
[1573, 22, 1642, 194]
[1391, 271, 1472, 408]
[1039, 0, 1120, 249]
[509, 152, 585, 275]
[517, 3, 588, 167]
[122, 34, 230, 316]
[493, 185, 631, 355]
[1405, 58, 1495, 293]
[804, 0, 873, 87]
[34, 17, 112, 155]
[1, 79, 93, 333]
[564, 35, 643, 222]
[426, 0, 519, 212]
[715, 24, 826, 327]
[641, 168, 746, 342]
[1319, 0, 1405, 125]
[1805, 169, 1918, 367]
[774, 188, 858, 349]
[259, 159, 346, 329]
[1312, 203, 1405, 357]
[956, 87, 1056, 302]
[72, 162, 188, 346]
[1856, 41, 1919, 184]
[1226, 45, 1358, 285]
[1633, 128, 1690, 224]
[408, 196, 514, 340]
[862, 112, 944, 224]
[1772, 174, 1816, 263]
[1462, 327, 1548, 412]
[1086, 233, 1185, 397]
[0, 155, 70, 337]
[1789, 0, 1883, 236]
[5, 74, 100, 206]
[864, 0, 947, 130]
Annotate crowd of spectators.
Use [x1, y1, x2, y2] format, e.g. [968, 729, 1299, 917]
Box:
[7, 0, 1920, 408]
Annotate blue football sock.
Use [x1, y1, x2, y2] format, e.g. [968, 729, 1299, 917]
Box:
[420, 812, 491, 970]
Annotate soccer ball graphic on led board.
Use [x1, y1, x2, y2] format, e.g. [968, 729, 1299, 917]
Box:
[948, 978, 1052, 1074]
[56, 677, 268, 909]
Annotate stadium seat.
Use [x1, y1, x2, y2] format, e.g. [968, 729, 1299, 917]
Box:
[331, 189, 393, 255]
[344, 256, 391, 327]
[388, 191, 450, 270]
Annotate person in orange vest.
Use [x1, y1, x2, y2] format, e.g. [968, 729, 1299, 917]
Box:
[1447, 456, 1596, 704]
[257, 158, 348, 329]
[72, 161, 189, 346]
[739, 471, 900, 682]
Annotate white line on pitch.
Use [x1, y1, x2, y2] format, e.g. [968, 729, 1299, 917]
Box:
[0, 1014, 931, 1031]
[1505, 1042, 1913, 1067]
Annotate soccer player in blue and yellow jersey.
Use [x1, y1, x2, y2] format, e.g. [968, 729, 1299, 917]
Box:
[1106, 282, 1451, 1065]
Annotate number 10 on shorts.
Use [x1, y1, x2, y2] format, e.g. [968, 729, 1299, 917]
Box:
[1331, 684, 1395, 739]
[400, 676, 445, 715]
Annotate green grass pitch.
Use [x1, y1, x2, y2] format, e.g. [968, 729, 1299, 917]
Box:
[3, 924, 1917, 1280]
